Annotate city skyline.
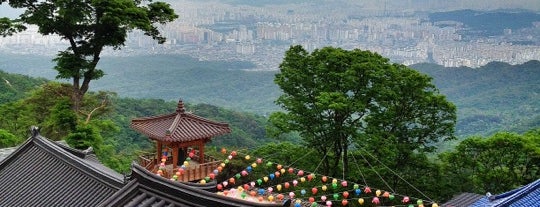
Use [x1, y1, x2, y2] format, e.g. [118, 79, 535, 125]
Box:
[1, 0, 540, 69]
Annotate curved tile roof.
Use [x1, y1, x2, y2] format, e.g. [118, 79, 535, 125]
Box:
[99, 163, 286, 207]
[0, 127, 124, 207]
[131, 100, 231, 142]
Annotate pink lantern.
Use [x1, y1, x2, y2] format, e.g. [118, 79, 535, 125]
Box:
[341, 181, 347, 187]
[402, 196, 410, 203]
[289, 192, 295, 199]
[372, 197, 380, 204]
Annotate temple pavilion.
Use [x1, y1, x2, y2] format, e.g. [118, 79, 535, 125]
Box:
[131, 99, 231, 181]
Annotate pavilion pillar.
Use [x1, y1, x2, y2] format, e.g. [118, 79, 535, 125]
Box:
[156, 141, 162, 165]
[172, 145, 179, 169]
[199, 142, 205, 163]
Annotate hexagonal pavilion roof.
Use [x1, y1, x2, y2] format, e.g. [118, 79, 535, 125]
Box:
[131, 100, 231, 143]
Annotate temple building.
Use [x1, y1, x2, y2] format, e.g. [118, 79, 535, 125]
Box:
[0, 126, 285, 207]
[131, 99, 231, 181]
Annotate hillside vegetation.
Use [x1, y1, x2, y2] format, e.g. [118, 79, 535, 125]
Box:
[1, 52, 538, 138]
[411, 61, 540, 136]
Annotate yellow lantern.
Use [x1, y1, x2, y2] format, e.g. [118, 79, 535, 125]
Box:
[322, 185, 328, 191]
[200, 179, 206, 184]
[251, 163, 257, 168]
[184, 161, 189, 167]
[300, 177, 306, 182]
[268, 195, 274, 202]
[277, 184, 282, 191]
[375, 190, 381, 196]
[263, 177, 269, 182]
[245, 155, 251, 160]
[432, 204, 439, 207]
[358, 198, 364, 205]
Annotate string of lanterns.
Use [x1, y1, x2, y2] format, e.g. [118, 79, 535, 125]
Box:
[162, 147, 439, 207]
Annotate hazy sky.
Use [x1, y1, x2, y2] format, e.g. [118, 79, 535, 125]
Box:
[1, 0, 539, 19]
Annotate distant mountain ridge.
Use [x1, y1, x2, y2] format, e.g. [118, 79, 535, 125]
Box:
[0, 52, 538, 138]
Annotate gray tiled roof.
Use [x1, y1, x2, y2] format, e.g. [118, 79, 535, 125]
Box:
[99, 163, 287, 207]
[0, 127, 125, 207]
[443, 192, 484, 207]
[0, 146, 17, 162]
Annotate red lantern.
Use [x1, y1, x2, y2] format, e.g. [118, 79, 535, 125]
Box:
[364, 187, 372, 193]
[217, 184, 223, 190]
[209, 173, 215, 179]
[231, 151, 237, 157]
[309, 197, 315, 203]
[297, 170, 304, 176]
[343, 191, 349, 198]
[342, 199, 348, 206]
[311, 187, 318, 195]
[307, 174, 314, 181]
[288, 167, 294, 174]
[277, 194, 284, 201]
[284, 182, 290, 189]
[322, 176, 328, 183]
[229, 177, 235, 184]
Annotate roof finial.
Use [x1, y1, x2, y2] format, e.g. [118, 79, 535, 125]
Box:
[177, 99, 185, 113]
[30, 126, 40, 138]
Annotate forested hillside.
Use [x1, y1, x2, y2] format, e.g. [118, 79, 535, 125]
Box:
[411, 60, 540, 136]
[0, 64, 538, 203]
[1, 52, 539, 138]
[0, 70, 47, 104]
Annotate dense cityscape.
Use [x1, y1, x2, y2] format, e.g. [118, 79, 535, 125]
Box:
[1, 0, 540, 70]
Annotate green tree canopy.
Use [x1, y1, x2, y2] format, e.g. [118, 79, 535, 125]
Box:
[0, 0, 178, 110]
[0, 129, 21, 148]
[270, 45, 456, 177]
[440, 129, 540, 194]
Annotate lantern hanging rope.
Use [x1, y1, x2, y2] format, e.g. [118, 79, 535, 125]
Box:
[358, 146, 434, 203]
[350, 151, 369, 187]
[356, 148, 395, 193]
